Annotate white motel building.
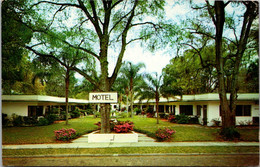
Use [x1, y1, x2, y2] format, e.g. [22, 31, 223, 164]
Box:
[2, 93, 259, 126]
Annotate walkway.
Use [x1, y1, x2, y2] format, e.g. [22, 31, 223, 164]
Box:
[2, 132, 259, 149]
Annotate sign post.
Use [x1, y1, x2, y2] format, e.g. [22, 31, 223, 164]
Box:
[89, 92, 118, 103]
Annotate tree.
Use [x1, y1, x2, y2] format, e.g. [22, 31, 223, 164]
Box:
[137, 72, 162, 124]
[19, 0, 167, 133]
[2, 0, 33, 94]
[162, 48, 217, 95]
[115, 62, 145, 117]
[178, 1, 258, 133]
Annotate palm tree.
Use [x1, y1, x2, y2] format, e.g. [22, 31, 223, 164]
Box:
[136, 72, 162, 124]
[115, 61, 145, 117]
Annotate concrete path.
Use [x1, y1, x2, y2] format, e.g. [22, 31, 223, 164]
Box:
[2, 131, 259, 149]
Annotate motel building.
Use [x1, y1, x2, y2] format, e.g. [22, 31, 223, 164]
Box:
[1, 95, 118, 119]
[133, 93, 259, 126]
[1, 95, 91, 118]
[1, 93, 259, 127]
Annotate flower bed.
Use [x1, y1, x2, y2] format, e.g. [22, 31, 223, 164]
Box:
[155, 127, 176, 142]
[95, 120, 134, 133]
[54, 128, 78, 141]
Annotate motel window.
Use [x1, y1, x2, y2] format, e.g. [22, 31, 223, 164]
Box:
[219, 105, 251, 116]
[28, 106, 43, 117]
[158, 105, 164, 112]
[236, 105, 251, 116]
[180, 105, 193, 115]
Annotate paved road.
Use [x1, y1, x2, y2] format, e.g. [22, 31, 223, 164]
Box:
[3, 154, 259, 166]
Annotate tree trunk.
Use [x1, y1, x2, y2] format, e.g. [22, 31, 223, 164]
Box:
[156, 92, 159, 124]
[65, 69, 70, 125]
[100, 103, 111, 133]
[214, 1, 235, 129]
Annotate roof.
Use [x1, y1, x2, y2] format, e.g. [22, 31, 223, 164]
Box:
[134, 93, 259, 104]
[2, 95, 89, 104]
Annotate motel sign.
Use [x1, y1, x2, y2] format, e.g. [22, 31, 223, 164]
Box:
[89, 92, 118, 103]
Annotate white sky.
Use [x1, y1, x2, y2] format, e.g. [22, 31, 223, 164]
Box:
[104, 1, 191, 77]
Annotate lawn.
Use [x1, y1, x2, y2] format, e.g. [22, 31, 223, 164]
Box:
[3, 146, 259, 156]
[2, 116, 99, 144]
[2, 116, 259, 144]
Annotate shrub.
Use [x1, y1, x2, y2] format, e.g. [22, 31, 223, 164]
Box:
[12, 114, 24, 127]
[147, 112, 154, 118]
[70, 110, 81, 118]
[168, 115, 176, 123]
[37, 118, 49, 126]
[23, 117, 38, 126]
[54, 128, 77, 141]
[219, 127, 240, 141]
[155, 127, 176, 142]
[46, 114, 58, 124]
[175, 114, 190, 124]
[2, 113, 10, 127]
[159, 113, 165, 118]
[93, 112, 101, 118]
[189, 116, 199, 124]
[114, 121, 134, 133]
[134, 108, 141, 115]
[118, 112, 127, 118]
[94, 120, 134, 133]
[211, 118, 221, 127]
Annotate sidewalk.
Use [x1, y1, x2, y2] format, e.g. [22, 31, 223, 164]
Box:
[3, 141, 259, 149]
[2, 131, 259, 149]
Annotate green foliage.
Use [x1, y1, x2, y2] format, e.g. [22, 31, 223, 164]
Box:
[2, 113, 9, 127]
[46, 114, 58, 124]
[12, 114, 24, 127]
[70, 110, 81, 118]
[2, 0, 33, 94]
[162, 48, 217, 95]
[219, 127, 241, 141]
[93, 112, 101, 118]
[134, 108, 141, 115]
[175, 114, 190, 124]
[37, 118, 49, 126]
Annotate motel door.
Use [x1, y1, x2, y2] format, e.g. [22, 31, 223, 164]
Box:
[203, 105, 207, 126]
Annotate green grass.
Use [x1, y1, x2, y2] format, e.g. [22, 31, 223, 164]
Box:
[2, 116, 259, 144]
[3, 146, 259, 156]
[2, 116, 99, 144]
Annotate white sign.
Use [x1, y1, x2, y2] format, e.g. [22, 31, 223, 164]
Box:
[89, 92, 118, 103]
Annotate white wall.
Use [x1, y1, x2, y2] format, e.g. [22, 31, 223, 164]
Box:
[2, 102, 29, 117]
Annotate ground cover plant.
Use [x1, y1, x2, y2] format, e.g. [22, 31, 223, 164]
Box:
[2, 116, 259, 144]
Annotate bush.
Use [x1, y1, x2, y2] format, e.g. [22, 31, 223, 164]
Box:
[46, 114, 58, 124]
[168, 115, 176, 123]
[70, 110, 81, 118]
[211, 118, 221, 127]
[54, 128, 78, 141]
[93, 112, 101, 118]
[37, 118, 49, 126]
[118, 112, 127, 118]
[219, 127, 240, 141]
[12, 114, 24, 127]
[94, 120, 134, 133]
[113, 121, 134, 133]
[159, 113, 165, 118]
[23, 117, 38, 126]
[189, 116, 199, 124]
[155, 127, 176, 142]
[134, 108, 141, 115]
[147, 112, 154, 118]
[2, 113, 10, 127]
[175, 114, 190, 124]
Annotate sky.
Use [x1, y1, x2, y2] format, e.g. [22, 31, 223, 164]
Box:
[75, 1, 191, 81]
